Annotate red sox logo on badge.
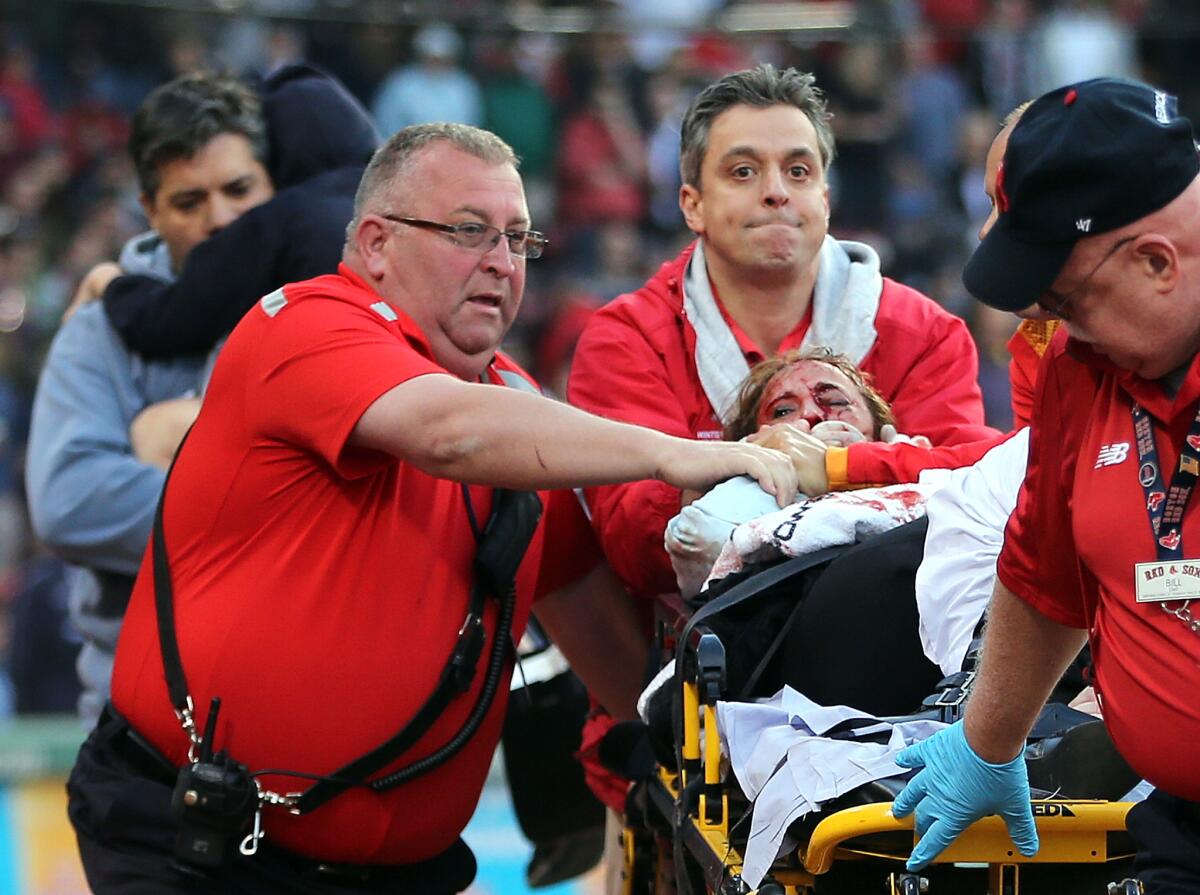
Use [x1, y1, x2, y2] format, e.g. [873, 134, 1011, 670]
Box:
[1147, 491, 1167, 512]
[1140, 463, 1158, 488]
[1160, 529, 1182, 551]
[1188, 435, 1200, 453]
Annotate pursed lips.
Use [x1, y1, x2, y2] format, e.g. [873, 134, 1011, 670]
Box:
[747, 219, 800, 229]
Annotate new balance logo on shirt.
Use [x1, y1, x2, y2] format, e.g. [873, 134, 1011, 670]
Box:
[1095, 442, 1130, 468]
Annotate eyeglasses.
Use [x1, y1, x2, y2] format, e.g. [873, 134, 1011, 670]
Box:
[381, 214, 547, 260]
[1036, 234, 1138, 321]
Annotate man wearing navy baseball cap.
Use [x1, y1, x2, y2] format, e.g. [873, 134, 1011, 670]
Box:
[891, 78, 1200, 893]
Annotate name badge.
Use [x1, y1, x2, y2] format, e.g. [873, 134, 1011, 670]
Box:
[1134, 560, 1200, 602]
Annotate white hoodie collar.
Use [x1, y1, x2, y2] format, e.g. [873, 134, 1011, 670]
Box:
[683, 236, 883, 425]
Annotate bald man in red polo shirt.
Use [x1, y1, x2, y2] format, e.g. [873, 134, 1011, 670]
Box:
[66, 123, 798, 895]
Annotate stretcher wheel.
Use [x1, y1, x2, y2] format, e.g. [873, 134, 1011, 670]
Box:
[1106, 880, 1143, 895]
[887, 872, 928, 894]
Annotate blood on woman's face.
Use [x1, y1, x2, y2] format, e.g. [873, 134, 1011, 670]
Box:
[754, 360, 876, 437]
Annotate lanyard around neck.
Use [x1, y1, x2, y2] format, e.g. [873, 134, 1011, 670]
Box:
[1132, 401, 1200, 560]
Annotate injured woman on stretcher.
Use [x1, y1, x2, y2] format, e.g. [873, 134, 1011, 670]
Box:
[661, 345, 1040, 714]
[639, 348, 1143, 885]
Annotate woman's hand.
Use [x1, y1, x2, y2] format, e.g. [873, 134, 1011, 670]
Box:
[130, 398, 201, 469]
[63, 262, 122, 323]
[809, 420, 868, 447]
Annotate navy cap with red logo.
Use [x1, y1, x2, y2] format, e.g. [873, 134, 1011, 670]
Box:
[964, 77, 1200, 312]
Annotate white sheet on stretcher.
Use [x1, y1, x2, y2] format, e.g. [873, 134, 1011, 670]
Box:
[716, 687, 947, 888]
[706, 483, 937, 586]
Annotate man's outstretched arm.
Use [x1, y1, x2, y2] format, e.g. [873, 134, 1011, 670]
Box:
[963, 581, 1087, 762]
[892, 580, 1087, 869]
[350, 373, 799, 501]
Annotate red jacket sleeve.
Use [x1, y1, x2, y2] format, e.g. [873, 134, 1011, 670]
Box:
[836, 431, 1012, 489]
[835, 317, 1060, 488]
[567, 310, 686, 598]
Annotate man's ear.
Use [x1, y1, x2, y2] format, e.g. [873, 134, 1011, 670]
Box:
[139, 193, 158, 231]
[1139, 235, 1180, 293]
[355, 217, 391, 281]
[679, 183, 704, 236]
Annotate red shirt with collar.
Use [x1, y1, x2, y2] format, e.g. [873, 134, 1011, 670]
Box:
[998, 337, 1200, 800]
[715, 284, 814, 365]
[568, 241, 993, 598]
[111, 264, 600, 863]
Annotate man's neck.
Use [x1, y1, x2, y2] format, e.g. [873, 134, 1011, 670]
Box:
[704, 245, 820, 357]
[343, 254, 494, 380]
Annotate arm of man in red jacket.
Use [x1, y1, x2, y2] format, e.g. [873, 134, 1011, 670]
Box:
[826, 316, 1055, 490]
[828, 298, 1003, 488]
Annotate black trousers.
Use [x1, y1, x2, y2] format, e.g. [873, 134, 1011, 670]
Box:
[68, 708, 477, 895]
[1127, 789, 1200, 895]
[774, 517, 946, 716]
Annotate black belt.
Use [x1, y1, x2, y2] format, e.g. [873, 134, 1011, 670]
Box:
[107, 714, 177, 785]
[107, 711, 473, 889]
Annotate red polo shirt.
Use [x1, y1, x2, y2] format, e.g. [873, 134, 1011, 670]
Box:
[111, 264, 600, 863]
[998, 337, 1200, 800]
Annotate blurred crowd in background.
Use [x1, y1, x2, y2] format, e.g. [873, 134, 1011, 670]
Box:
[0, 0, 1197, 718]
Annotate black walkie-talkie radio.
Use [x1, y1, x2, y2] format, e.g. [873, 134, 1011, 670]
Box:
[170, 697, 257, 873]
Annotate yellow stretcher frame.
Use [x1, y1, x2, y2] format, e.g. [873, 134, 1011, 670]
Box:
[636, 627, 1140, 895]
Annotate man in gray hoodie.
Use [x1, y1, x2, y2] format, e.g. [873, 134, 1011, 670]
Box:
[25, 66, 378, 725]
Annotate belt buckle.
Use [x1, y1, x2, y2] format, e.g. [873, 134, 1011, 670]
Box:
[314, 861, 374, 883]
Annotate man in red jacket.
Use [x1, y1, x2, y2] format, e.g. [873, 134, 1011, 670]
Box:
[569, 64, 996, 603]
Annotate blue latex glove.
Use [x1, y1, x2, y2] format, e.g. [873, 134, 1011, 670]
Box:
[891, 721, 1039, 870]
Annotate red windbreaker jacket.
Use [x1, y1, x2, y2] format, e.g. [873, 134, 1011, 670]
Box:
[568, 242, 997, 598]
